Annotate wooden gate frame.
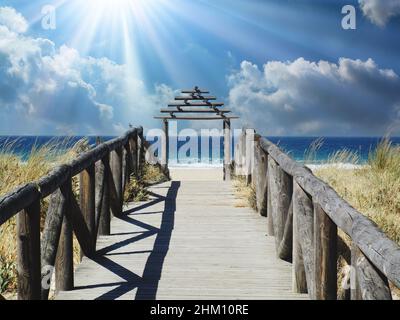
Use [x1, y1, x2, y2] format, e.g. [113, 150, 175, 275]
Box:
[154, 86, 239, 180]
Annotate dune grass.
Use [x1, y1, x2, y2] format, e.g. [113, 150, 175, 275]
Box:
[232, 176, 257, 210]
[315, 138, 400, 245]
[124, 163, 169, 203]
[0, 137, 168, 296]
[314, 138, 400, 298]
[0, 138, 88, 295]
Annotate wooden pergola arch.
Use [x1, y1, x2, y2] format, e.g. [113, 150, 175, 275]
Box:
[154, 86, 239, 180]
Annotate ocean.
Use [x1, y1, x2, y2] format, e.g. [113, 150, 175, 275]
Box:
[1, 136, 399, 165]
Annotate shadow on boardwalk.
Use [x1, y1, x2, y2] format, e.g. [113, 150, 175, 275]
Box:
[74, 181, 180, 300]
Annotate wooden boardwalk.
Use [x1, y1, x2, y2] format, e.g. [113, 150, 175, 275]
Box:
[56, 177, 308, 300]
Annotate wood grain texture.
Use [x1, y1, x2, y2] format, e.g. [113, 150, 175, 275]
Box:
[0, 183, 40, 226]
[266, 155, 274, 236]
[292, 182, 307, 293]
[55, 179, 74, 292]
[269, 157, 292, 260]
[110, 147, 123, 217]
[80, 164, 96, 254]
[354, 247, 392, 300]
[293, 181, 314, 297]
[40, 182, 69, 299]
[313, 203, 337, 300]
[254, 142, 268, 217]
[17, 198, 41, 300]
[98, 154, 111, 236]
[223, 119, 231, 181]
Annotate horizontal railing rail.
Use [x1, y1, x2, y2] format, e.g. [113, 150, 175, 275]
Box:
[0, 126, 145, 300]
[233, 129, 400, 300]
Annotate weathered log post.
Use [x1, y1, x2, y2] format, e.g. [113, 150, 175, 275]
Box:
[124, 140, 132, 191]
[254, 139, 268, 217]
[17, 197, 41, 300]
[98, 153, 111, 236]
[350, 244, 392, 300]
[223, 119, 231, 181]
[55, 178, 74, 292]
[268, 156, 292, 259]
[234, 131, 241, 177]
[137, 127, 145, 176]
[292, 181, 308, 293]
[110, 146, 123, 217]
[266, 155, 274, 236]
[162, 119, 170, 178]
[130, 131, 138, 178]
[80, 163, 96, 255]
[313, 203, 337, 300]
[245, 129, 255, 185]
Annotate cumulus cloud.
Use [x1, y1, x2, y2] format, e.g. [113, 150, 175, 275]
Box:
[359, 0, 400, 26]
[227, 58, 400, 136]
[0, 7, 173, 135]
[0, 7, 27, 33]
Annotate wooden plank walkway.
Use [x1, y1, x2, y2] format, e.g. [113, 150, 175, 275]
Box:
[56, 178, 308, 300]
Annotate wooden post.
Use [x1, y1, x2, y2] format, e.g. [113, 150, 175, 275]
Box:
[110, 146, 123, 217]
[245, 129, 255, 185]
[17, 198, 41, 300]
[55, 178, 74, 292]
[269, 157, 292, 256]
[124, 141, 132, 191]
[162, 119, 169, 176]
[223, 119, 231, 181]
[240, 128, 247, 178]
[137, 128, 145, 176]
[350, 243, 392, 300]
[266, 155, 274, 236]
[130, 134, 138, 178]
[351, 242, 362, 300]
[80, 163, 96, 255]
[314, 203, 337, 300]
[98, 154, 111, 235]
[254, 140, 268, 217]
[292, 181, 308, 293]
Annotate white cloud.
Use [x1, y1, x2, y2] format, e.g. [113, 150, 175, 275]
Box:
[0, 7, 174, 135]
[359, 0, 400, 26]
[0, 7, 28, 33]
[227, 58, 400, 136]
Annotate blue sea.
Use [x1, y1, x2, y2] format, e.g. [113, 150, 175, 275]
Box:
[1, 136, 399, 165]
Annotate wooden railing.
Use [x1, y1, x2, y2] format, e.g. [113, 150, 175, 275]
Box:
[233, 129, 400, 300]
[0, 127, 145, 300]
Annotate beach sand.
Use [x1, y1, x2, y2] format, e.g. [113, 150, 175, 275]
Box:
[168, 163, 362, 181]
[169, 166, 224, 181]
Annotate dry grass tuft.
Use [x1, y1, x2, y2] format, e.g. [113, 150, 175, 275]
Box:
[314, 137, 400, 298]
[0, 138, 88, 295]
[124, 164, 169, 203]
[232, 176, 257, 210]
[315, 138, 400, 245]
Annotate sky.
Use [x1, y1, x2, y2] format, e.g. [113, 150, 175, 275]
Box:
[0, 0, 399, 136]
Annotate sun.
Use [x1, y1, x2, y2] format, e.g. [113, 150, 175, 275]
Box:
[84, 0, 134, 14]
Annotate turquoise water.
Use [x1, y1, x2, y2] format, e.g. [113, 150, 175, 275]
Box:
[1, 136, 399, 165]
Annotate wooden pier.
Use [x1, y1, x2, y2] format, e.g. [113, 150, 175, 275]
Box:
[56, 178, 307, 300]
